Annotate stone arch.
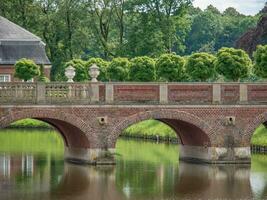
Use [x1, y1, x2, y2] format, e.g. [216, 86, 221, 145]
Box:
[244, 112, 267, 143]
[109, 109, 214, 147]
[0, 108, 94, 148]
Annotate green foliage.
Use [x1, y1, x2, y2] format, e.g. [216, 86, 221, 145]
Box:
[186, 9, 223, 53]
[156, 54, 186, 81]
[1, 1, 261, 80]
[129, 56, 156, 82]
[123, 120, 176, 138]
[216, 47, 252, 81]
[10, 119, 51, 129]
[37, 65, 50, 82]
[86, 58, 109, 81]
[64, 59, 88, 82]
[185, 53, 217, 81]
[107, 58, 130, 81]
[254, 45, 267, 78]
[251, 124, 267, 146]
[14, 58, 40, 81]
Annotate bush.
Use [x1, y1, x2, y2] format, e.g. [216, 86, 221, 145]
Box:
[156, 54, 186, 81]
[216, 47, 252, 81]
[86, 58, 109, 81]
[185, 53, 216, 81]
[37, 65, 50, 82]
[14, 58, 40, 81]
[253, 45, 267, 78]
[64, 59, 88, 82]
[107, 57, 130, 81]
[129, 56, 156, 81]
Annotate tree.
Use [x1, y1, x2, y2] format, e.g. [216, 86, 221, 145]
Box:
[156, 54, 185, 81]
[185, 53, 216, 81]
[86, 58, 110, 81]
[253, 45, 267, 78]
[14, 59, 40, 81]
[215, 48, 252, 81]
[129, 56, 156, 81]
[107, 57, 130, 81]
[37, 65, 50, 82]
[185, 9, 223, 53]
[64, 59, 88, 82]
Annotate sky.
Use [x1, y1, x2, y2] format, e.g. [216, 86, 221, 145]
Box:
[193, 0, 266, 15]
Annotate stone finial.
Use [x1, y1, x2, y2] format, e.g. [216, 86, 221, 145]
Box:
[65, 65, 76, 82]
[89, 64, 100, 82]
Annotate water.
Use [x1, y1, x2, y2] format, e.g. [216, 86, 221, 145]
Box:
[0, 129, 266, 200]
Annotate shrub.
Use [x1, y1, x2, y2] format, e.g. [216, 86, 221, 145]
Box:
[86, 58, 109, 81]
[64, 59, 88, 82]
[253, 45, 267, 78]
[185, 52, 216, 81]
[216, 47, 252, 81]
[156, 54, 186, 81]
[107, 57, 130, 81]
[14, 58, 40, 81]
[129, 56, 156, 81]
[37, 65, 50, 82]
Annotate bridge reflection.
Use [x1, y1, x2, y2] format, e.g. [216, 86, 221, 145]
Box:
[0, 154, 266, 199]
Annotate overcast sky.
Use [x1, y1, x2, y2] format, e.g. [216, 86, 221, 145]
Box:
[193, 0, 266, 15]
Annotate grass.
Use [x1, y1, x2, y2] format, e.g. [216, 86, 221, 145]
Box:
[251, 124, 267, 146]
[123, 119, 177, 138]
[9, 119, 51, 129]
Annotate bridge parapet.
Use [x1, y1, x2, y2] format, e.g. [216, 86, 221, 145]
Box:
[0, 82, 267, 105]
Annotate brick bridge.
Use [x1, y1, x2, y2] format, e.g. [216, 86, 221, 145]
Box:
[0, 82, 267, 164]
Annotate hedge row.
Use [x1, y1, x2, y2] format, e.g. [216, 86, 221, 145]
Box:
[64, 45, 267, 82]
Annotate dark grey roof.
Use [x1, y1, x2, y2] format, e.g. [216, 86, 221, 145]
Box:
[0, 16, 41, 41]
[0, 16, 50, 65]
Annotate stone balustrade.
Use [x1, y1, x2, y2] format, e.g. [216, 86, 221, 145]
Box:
[0, 82, 267, 105]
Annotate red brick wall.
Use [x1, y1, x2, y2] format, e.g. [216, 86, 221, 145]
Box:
[168, 84, 212, 103]
[248, 85, 267, 102]
[114, 84, 159, 102]
[221, 85, 240, 104]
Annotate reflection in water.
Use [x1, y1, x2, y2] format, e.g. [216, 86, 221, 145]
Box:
[0, 130, 266, 199]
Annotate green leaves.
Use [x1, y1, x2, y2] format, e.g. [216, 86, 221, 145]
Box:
[129, 56, 156, 82]
[185, 53, 216, 81]
[156, 54, 186, 81]
[107, 58, 130, 81]
[14, 59, 40, 81]
[253, 45, 267, 78]
[215, 47, 252, 81]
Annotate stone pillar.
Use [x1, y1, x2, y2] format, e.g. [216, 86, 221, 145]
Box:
[91, 84, 99, 102]
[179, 145, 251, 164]
[64, 147, 116, 165]
[105, 84, 114, 104]
[240, 84, 248, 103]
[212, 84, 221, 104]
[159, 84, 168, 104]
[36, 82, 46, 104]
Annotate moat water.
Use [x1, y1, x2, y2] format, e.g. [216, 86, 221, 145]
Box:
[0, 129, 266, 200]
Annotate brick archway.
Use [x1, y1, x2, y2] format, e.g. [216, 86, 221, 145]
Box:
[244, 112, 267, 143]
[0, 108, 93, 148]
[109, 110, 215, 147]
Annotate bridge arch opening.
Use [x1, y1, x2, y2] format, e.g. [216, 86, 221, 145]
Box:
[0, 110, 92, 150]
[111, 110, 213, 163]
[111, 110, 212, 148]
